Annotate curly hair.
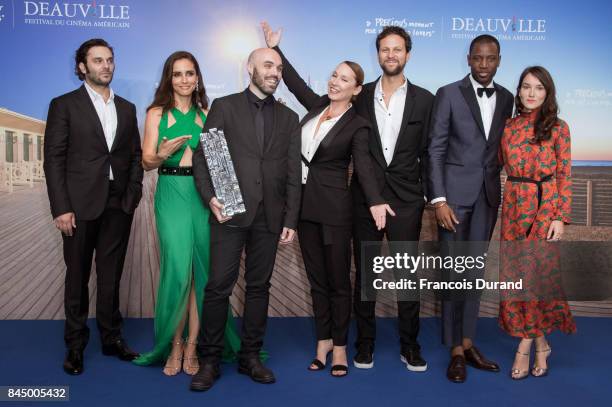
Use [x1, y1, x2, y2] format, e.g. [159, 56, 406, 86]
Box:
[376, 26, 412, 53]
[74, 38, 114, 81]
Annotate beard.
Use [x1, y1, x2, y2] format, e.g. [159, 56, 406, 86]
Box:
[380, 59, 406, 76]
[252, 67, 279, 96]
[85, 65, 113, 87]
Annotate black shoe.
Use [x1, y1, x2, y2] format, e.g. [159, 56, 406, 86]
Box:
[447, 355, 467, 383]
[353, 344, 374, 369]
[63, 349, 83, 375]
[102, 338, 139, 361]
[238, 357, 276, 384]
[400, 349, 428, 372]
[464, 346, 500, 372]
[190, 363, 220, 392]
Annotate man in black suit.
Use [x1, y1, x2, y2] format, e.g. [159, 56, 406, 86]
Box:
[43, 38, 143, 375]
[351, 26, 433, 372]
[428, 35, 514, 383]
[190, 48, 301, 391]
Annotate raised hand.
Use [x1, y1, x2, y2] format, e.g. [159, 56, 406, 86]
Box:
[261, 21, 282, 48]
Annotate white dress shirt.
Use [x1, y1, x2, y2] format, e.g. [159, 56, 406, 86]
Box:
[301, 106, 349, 184]
[430, 75, 497, 205]
[84, 81, 117, 180]
[374, 77, 407, 165]
[469, 73, 496, 140]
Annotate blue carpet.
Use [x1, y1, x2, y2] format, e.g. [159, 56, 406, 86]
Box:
[0, 317, 610, 406]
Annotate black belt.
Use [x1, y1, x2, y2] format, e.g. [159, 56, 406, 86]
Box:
[158, 166, 193, 176]
[507, 174, 553, 236]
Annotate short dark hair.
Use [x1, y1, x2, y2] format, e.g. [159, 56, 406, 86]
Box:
[376, 26, 412, 53]
[74, 38, 114, 80]
[469, 34, 500, 55]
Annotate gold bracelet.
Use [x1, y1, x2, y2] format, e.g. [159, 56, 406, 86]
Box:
[433, 201, 448, 209]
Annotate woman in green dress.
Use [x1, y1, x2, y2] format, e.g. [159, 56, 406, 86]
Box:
[135, 51, 240, 375]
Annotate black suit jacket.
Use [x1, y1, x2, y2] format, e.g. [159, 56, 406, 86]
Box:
[276, 47, 383, 226]
[43, 85, 143, 220]
[352, 76, 434, 214]
[428, 75, 514, 207]
[192, 89, 301, 233]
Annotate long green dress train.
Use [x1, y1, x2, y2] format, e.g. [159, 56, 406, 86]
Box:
[133, 107, 241, 365]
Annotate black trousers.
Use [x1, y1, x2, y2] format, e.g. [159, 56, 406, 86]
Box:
[198, 204, 280, 363]
[352, 201, 424, 353]
[439, 186, 498, 347]
[63, 181, 133, 350]
[299, 220, 352, 346]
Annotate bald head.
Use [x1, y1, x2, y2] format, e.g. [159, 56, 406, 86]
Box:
[247, 47, 281, 66]
[248, 48, 283, 97]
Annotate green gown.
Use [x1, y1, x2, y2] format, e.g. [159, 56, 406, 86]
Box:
[133, 107, 241, 365]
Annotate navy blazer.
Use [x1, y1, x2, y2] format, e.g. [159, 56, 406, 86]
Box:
[428, 75, 514, 207]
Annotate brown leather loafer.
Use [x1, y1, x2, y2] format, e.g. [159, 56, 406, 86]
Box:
[464, 346, 500, 372]
[447, 355, 466, 383]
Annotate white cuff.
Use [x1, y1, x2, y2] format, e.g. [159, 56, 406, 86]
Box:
[430, 197, 446, 205]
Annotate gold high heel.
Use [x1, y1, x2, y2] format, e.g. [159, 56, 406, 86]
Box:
[510, 350, 530, 380]
[531, 347, 551, 377]
[183, 339, 199, 376]
[163, 339, 184, 376]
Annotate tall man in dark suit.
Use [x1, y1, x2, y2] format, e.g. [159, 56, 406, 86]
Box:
[190, 48, 301, 391]
[428, 35, 514, 383]
[352, 26, 434, 372]
[44, 38, 143, 375]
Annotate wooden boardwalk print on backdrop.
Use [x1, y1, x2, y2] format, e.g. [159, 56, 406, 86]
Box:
[1, 171, 611, 320]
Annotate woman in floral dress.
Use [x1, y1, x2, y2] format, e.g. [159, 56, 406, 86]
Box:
[498, 66, 576, 380]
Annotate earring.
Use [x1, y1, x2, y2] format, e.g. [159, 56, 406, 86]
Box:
[195, 81, 199, 92]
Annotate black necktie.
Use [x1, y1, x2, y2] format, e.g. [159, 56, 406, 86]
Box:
[254, 99, 265, 154]
[477, 87, 496, 98]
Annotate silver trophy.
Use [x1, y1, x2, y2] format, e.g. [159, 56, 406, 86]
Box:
[200, 128, 246, 217]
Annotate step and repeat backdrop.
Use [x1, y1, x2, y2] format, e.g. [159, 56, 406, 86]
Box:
[0, 0, 611, 319]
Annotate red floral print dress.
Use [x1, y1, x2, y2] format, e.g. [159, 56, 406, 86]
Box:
[498, 110, 576, 338]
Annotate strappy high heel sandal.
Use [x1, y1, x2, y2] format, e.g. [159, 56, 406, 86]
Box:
[330, 364, 348, 377]
[183, 339, 199, 376]
[163, 339, 184, 376]
[308, 340, 333, 371]
[308, 351, 330, 371]
[531, 347, 551, 377]
[330, 347, 349, 377]
[510, 350, 530, 380]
